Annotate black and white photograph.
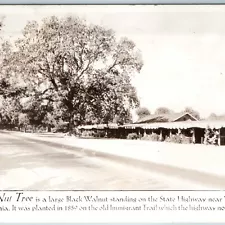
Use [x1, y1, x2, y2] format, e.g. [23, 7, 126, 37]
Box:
[0, 4, 225, 190]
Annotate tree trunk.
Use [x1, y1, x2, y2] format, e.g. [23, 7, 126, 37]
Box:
[67, 118, 74, 134]
[48, 126, 51, 132]
[67, 111, 77, 134]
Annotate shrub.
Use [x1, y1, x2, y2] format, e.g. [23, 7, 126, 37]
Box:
[165, 134, 192, 144]
[182, 136, 192, 144]
[80, 130, 106, 138]
[204, 128, 219, 145]
[141, 133, 160, 141]
[94, 130, 106, 138]
[127, 133, 138, 140]
[81, 130, 95, 138]
[36, 126, 48, 133]
[52, 123, 68, 133]
[73, 129, 82, 137]
[165, 134, 182, 143]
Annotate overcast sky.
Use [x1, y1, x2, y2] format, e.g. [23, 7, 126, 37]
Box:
[0, 5, 225, 118]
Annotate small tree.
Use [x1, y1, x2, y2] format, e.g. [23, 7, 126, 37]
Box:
[42, 112, 56, 132]
[183, 107, 200, 120]
[18, 113, 29, 132]
[208, 113, 218, 120]
[155, 107, 173, 115]
[136, 107, 151, 119]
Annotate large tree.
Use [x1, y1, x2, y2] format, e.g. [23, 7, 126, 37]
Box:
[13, 16, 143, 130]
[0, 18, 27, 97]
[0, 41, 28, 99]
[0, 41, 30, 128]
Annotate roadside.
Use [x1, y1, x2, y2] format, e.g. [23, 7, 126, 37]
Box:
[4, 130, 225, 188]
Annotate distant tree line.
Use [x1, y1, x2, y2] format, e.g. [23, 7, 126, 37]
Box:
[136, 106, 225, 121]
[136, 106, 201, 120]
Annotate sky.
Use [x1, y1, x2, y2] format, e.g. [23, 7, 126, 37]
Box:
[0, 5, 225, 119]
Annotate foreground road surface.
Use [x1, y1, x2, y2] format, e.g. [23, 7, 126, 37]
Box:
[0, 132, 214, 190]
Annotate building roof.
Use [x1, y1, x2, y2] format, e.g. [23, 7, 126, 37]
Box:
[122, 120, 225, 130]
[135, 112, 198, 124]
[78, 120, 225, 130]
[78, 123, 119, 130]
[78, 113, 199, 130]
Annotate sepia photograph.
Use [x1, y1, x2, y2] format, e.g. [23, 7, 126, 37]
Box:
[0, 4, 225, 190]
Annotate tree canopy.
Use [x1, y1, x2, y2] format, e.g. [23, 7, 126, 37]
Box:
[155, 107, 173, 115]
[0, 16, 143, 131]
[182, 107, 200, 120]
[208, 113, 218, 120]
[136, 107, 151, 119]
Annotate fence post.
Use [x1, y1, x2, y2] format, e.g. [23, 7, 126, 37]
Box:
[159, 129, 163, 141]
[218, 129, 221, 146]
[192, 128, 195, 144]
[144, 129, 146, 137]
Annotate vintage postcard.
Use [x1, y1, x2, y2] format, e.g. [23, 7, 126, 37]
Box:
[0, 4, 224, 192]
[1, 4, 225, 223]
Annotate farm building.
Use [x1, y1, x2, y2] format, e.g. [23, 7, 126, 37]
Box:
[135, 112, 198, 124]
[77, 112, 225, 146]
[121, 112, 200, 142]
